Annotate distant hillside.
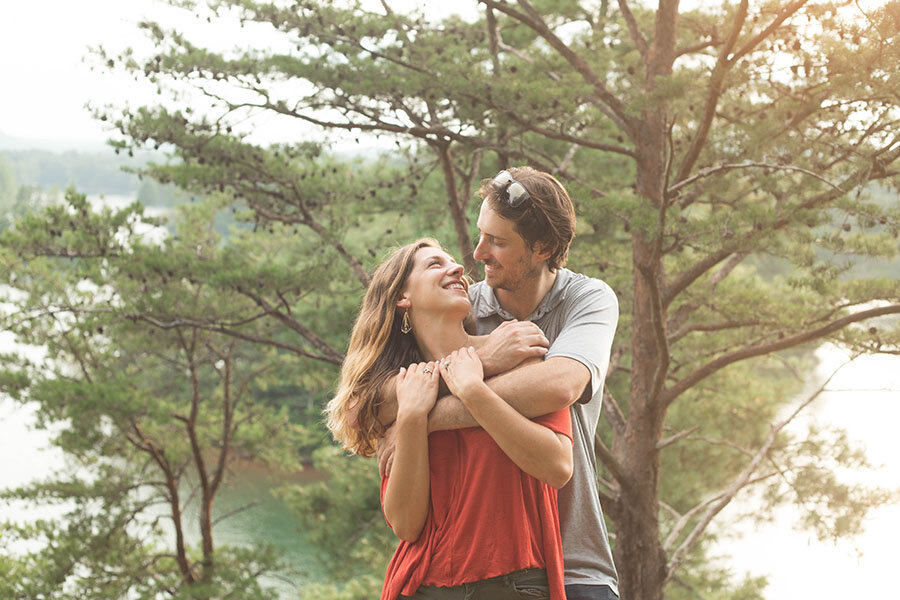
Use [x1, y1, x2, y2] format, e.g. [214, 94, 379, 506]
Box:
[0, 131, 108, 153]
[0, 148, 142, 195]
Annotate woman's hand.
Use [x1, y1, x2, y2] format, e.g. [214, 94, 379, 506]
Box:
[395, 361, 440, 420]
[439, 346, 486, 402]
[384, 362, 438, 542]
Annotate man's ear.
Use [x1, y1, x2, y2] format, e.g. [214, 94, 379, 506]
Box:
[534, 242, 555, 262]
[396, 296, 411, 309]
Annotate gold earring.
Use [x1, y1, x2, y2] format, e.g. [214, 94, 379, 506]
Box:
[401, 309, 412, 334]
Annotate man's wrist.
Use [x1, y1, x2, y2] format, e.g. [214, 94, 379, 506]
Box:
[475, 347, 496, 376]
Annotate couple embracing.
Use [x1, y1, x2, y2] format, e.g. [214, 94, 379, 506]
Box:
[327, 167, 619, 600]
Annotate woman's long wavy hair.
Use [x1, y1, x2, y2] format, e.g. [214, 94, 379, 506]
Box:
[325, 238, 441, 457]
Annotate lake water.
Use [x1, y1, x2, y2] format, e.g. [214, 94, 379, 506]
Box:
[712, 344, 900, 598]
[0, 390, 326, 597]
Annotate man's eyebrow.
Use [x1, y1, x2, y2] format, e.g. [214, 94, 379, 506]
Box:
[481, 232, 507, 242]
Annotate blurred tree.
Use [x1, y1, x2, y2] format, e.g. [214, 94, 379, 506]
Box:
[0, 156, 18, 229]
[0, 191, 324, 599]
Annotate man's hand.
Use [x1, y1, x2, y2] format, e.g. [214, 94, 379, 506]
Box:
[377, 422, 398, 478]
[476, 320, 549, 376]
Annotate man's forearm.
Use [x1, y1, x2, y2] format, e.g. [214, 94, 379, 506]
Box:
[428, 357, 585, 432]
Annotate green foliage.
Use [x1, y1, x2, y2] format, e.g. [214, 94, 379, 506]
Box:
[277, 447, 394, 599]
[137, 177, 189, 208]
[0, 155, 20, 231]
[0, 189, 319, 598]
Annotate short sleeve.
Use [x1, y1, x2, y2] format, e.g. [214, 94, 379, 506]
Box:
[544, 281, 619, 404]
[533, 408, 573, 444]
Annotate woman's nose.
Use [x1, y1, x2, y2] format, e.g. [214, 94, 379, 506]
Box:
[447, 263, 463, 277]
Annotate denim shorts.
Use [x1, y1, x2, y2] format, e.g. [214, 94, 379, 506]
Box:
[399, 567, 550, 599]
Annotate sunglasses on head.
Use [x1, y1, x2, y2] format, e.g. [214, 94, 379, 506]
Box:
[492, 170, 530, 208]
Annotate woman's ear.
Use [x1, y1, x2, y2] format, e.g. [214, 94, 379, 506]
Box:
[396, 296, 411, 309]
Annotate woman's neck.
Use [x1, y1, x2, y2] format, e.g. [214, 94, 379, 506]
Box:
[411, 313, 470, 361]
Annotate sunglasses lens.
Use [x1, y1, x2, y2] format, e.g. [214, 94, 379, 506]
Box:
[507, 181, 528, 207]
[493, 170, 513, 186]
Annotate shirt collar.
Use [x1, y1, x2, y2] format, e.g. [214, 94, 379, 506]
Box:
[474, 268, 572, 321]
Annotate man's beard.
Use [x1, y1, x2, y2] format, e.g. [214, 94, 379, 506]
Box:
[488, 256, 541, 292]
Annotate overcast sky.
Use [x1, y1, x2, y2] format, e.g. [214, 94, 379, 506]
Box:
[1, 1, 177, 146]
[0, 0, 469, 150]
[2, 0, 882, 150]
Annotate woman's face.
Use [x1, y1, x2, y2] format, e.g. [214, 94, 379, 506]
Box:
[400, 247, 470, 317]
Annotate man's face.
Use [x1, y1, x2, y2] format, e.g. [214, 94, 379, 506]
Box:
[472, 201, 543, 292]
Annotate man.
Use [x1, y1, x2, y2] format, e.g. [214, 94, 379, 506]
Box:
[379, 166, 620, 599]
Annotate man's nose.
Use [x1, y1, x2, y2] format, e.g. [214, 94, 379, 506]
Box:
[473, 238, 487, 261]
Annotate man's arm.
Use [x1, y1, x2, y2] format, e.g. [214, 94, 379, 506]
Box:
[377, 356, 587, 477]
[372, 320, 549, 427]
[427, 356, 589, 432]
[428, 280, 618, 431]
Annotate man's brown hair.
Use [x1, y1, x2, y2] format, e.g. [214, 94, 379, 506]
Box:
[479, 166, 576, 272]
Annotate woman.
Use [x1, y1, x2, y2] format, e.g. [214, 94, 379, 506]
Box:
[326, 238, 572, 600]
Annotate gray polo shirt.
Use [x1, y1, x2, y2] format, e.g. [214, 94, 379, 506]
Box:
[468, 268, 619, 593]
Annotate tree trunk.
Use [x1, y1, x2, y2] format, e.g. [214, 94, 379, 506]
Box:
[614, 116, 671, 600]
[615, 236, 668, 600]
[436, 142, 479, 274]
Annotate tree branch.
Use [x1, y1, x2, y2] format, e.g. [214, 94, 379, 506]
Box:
[656, 425, 701, 450]
[131, 314, 343, 365]
[616, 0, 648, 65]
[728, 0, 810, 65]
[668, 161, 844, 197]
[673, 0, 749, 183]
[506, 113, 637, 157]
[668, 318, 761, 345]
[602, 388, 627, 437]
[479, 0, 634, 137]
[664, 360, 850, 580]
[434, 142, 478, 274]
[595, 431, 626, 485]
[663, 304, 900, 406]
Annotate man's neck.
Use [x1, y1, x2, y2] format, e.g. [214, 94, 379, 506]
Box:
[495, 268, 558, 321]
